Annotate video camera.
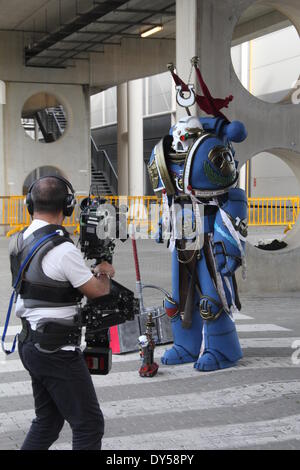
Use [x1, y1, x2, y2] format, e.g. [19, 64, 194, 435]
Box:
[77, 189, 139, 375]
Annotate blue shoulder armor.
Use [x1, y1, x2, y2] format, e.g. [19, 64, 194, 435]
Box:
[213, 188, 248, 276]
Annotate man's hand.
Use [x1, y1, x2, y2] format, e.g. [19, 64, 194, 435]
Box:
[93, 261, 115, 279]
[78, 262, 115, 300]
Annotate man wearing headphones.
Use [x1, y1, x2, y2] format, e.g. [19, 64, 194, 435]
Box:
[9, 175, 114, 450]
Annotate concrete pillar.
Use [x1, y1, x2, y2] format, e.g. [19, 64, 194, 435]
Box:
[128, 79, 144, 196]
[3, 82, 90, 195]
[117, 83, 129, 195]
[0, 80, 6, 195]
[239, 164, 246, 191]
[176, 0, 197, 120]
[171, 75, 177, 126]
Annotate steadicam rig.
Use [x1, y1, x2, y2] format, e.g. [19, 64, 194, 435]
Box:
[79, 195, 116, 265]
[76, 280, 139, 375]
[77, 192, 138, 375]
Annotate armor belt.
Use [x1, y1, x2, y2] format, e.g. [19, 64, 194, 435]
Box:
[19, 318, 82, 352]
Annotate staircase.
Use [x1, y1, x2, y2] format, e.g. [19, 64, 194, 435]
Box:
[35, 106, 66, 143]
[91, 161, 114, 194]
[48, 106, 67, 132]
[91, 138, 118, 195]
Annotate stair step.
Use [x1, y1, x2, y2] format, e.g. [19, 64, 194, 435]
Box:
[91, 146, 116, 195]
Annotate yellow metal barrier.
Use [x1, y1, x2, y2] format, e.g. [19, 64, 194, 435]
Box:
[1, 195, 299, 236]
[248, 197, 300, 227]
[0, 195, 161, 236]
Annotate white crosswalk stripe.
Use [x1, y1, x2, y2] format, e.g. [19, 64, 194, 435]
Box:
[90, 414, 300, 450]
[0, 313, 300, 450]
[0, 337, 299, 374]
[236, 323, 290, 332]
[0, 313, 254, 338]
[52, 413, 300, 450]
[0, 322, 290, 360]
[0, 356, 299, 399]
[1, 380, 300, 436]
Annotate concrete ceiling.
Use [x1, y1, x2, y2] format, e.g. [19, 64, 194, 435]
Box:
[0, 0, 53, 30]
[0, 0, 293, 67]
[0, 0, 175, 67]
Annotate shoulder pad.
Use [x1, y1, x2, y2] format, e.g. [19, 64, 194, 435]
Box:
[147, 136, 176, 196]
[199, 117, 225, 135]
[227, 188, 247, 204]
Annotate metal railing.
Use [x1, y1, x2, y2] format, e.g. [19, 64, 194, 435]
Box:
[36, 109, 62, 143]
[0, 195, 160, 236]
[248, 197, 300, 226]
[1, 195, 299, 236]
[91, 138, 118, 195]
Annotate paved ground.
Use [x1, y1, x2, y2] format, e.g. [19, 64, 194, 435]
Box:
[0, 233, 300, 451]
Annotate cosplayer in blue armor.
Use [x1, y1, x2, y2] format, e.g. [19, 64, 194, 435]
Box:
[147, 59, 248, 371]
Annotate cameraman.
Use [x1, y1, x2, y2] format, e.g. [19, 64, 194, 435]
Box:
[10, 176, 115, 450]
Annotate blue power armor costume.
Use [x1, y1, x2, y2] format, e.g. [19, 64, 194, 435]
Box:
[147, 59, 248, 371]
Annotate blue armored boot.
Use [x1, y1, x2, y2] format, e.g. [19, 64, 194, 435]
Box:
[194, 311, 243, 371]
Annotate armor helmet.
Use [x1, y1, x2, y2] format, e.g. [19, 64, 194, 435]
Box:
[171, 116, 203, 153]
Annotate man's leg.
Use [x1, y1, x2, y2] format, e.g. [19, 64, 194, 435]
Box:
[18, 342, 65, 450]
[19, 342, 104, 450]
[40, 349, 104, 450]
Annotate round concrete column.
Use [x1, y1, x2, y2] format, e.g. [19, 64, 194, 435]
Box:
[0, 81, 6, 195]
[176, 0, 197, 120]
[128, 78, 144, 196]
[117, 82, 129, 195]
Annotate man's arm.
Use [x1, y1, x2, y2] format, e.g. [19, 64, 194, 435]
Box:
[51, 245, 116, 300]
[77, 260, 115, 299]
[78, 273, 111, 299]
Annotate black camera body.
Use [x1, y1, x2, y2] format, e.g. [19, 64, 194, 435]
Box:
[77, 195, 138, 375]
[79, 195, 116, 264]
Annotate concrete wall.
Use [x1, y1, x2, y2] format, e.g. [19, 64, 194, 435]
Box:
[251, 25, 300, 100]
[0, 32, 89, 85]
[250, 152, 300, 197]
[237, 242, 300, 293]
[0, 31, 91, 196]
[0, 28, 175, 198]
[2, 82, 90, 195]
[0, 31, 175, 89]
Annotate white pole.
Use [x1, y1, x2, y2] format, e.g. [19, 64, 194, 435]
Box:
[0, 81, 7, 196]
[128, 79, 144, 196]
[176, 0, 197, 120]
[117, 82, 129, 195]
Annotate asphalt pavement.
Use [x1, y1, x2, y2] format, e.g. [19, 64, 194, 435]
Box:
[0, 232, 300, 450]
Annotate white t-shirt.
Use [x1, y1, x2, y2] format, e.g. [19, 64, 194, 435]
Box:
[15, 220, 93, 339]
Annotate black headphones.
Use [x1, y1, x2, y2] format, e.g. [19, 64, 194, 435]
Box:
[26, 175, 76, 217]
